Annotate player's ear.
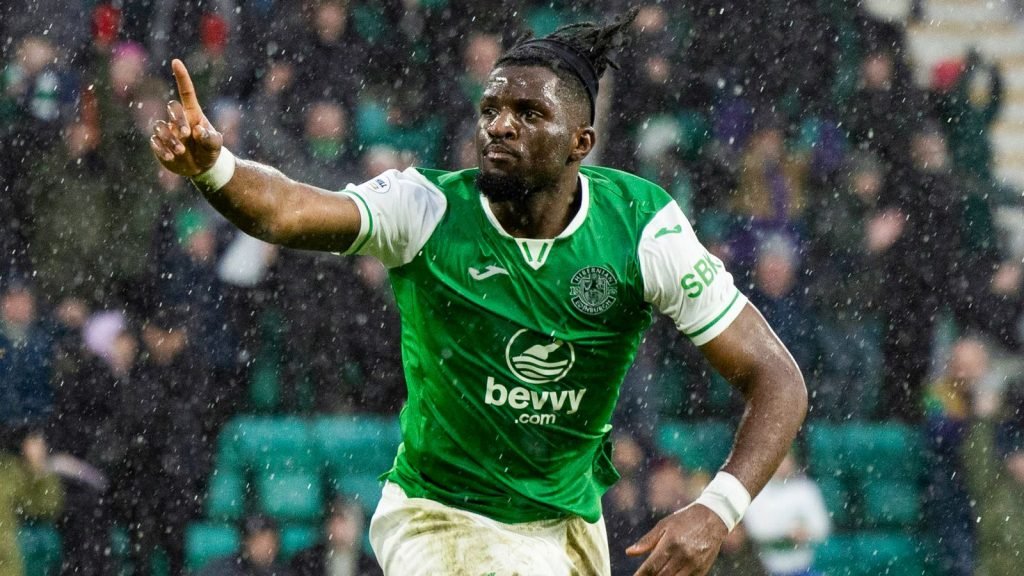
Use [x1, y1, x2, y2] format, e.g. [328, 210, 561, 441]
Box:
[568, 126, 595, 164]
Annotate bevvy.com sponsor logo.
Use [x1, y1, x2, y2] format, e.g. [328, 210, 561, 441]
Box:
[483, 329, 585, 426]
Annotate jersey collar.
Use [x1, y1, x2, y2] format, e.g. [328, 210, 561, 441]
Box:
[478, 174, 591, 240]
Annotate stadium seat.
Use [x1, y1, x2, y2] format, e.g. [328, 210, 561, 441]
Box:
[655, 420, 732, 473]
[806, 423, 853, 480]
[205, 468, 247, 521]
[861, 480, 921, 529]
[816, 476, 852, 528]
[185, 522, 239, 572]
[843, 423, 922, 484]
[17, 523, 61, 576]
[256, 470, 324, 522]
[327, 471, 386, 517]
[280, 523, 320, 560]
[312, 415, 402, 476]
[223, 416, 318, 474]
[853, 532, 925, 576]
[814, 534, 859, 576]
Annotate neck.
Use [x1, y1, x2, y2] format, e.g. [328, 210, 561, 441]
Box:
[488, 168, 581, 239]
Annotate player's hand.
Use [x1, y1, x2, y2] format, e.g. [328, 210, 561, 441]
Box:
[149, 58, 223, 177]
[627, 504, 728, 576]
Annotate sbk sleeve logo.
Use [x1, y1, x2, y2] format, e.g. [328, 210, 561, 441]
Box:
[680, 252, 724, 298]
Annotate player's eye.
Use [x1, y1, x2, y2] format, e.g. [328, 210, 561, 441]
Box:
[523, 110, 542, 121]
[481, 107, 498, 118]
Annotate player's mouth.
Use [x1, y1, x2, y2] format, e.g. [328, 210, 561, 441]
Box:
[483, 144, 518, 160]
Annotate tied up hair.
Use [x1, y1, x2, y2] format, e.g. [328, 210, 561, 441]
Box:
[493, 8, 639, 125]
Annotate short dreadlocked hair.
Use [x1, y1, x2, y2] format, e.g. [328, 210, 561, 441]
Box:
[493, 8, 638, 125]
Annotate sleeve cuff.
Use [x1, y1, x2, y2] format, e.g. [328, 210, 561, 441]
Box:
[685, 290, 747, 346]
[340, 187, 373, 255]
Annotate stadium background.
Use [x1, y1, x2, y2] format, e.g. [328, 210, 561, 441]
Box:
[2, 0, 1024, 575]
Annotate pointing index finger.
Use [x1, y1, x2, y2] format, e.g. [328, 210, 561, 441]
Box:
[171, 58, 204, 125]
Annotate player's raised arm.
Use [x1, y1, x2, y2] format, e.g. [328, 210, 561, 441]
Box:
[149, 59, 361, 252]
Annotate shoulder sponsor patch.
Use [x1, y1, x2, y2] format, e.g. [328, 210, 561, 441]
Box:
[366, 175, 391, 194]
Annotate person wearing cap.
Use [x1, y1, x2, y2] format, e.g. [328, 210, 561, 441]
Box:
[150, 9, 807, 575]
[197, 514, 293, 576]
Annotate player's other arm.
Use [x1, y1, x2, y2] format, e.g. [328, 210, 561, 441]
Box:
[699, 304, 807, 497]
[149, 59, 360, 252]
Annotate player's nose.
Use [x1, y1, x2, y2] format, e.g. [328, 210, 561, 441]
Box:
[486, 110, 516, 139]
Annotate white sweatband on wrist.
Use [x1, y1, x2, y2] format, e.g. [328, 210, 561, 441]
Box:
[693, 471, 752, 533]
[190, 147, 236, 191]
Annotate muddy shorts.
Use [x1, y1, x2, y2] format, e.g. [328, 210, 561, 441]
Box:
[369, 482, 611, 576]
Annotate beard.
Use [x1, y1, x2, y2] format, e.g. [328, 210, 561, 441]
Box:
[476, 169, 560, 203]
[476, 170, 536, 202]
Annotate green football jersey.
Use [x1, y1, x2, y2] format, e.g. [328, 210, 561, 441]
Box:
[339, 166, 746, 523]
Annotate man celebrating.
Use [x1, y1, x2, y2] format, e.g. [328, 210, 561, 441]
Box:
[150, 11, 806, 576]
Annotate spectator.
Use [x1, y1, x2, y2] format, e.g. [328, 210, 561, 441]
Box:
[876, 124, 1002, 421]
[922, 337, 993, 576]
[290, 496, 381, 576]
[0, 281, 55, 430]
[183, 13, 234, 104]
[26, 121, 111, 303]
[47, 297, 120, 576]
[293, 99, 361, 187]
[726, 115, 809, 270]
[112, 304, 209, 576]
[0, 431, 64, 576]
[603, 433, 648, 576]
[844, 48, 922, 175]
[198, 514, 293, 576]
[932, 49, 1003, 186]
[969, 374, 1024, 576]
[293, 0, 366, 110]
[243, 47, 305, 170]
[744, 452, 830, 576]
[746, 234, 819, 394]
[806, 153, 886, 420]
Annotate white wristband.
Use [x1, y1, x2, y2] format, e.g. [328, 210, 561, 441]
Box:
[693, 472, 751, 533]
[190, 147, 236, 191]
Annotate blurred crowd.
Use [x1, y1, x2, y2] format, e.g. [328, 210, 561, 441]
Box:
[1, 1, 1024, 575]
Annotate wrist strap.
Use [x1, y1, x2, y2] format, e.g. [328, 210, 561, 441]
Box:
[190, 147, 235, 191]
[694, 471, 751, 533]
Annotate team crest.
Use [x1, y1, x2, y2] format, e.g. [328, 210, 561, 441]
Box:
[569, 266, 617, 315]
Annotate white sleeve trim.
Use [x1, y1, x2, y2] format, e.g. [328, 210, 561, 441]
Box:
[335, 167, 447, 268]
[638, 202, 748, 346]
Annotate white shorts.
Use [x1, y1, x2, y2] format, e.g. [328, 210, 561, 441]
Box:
[369, 482, 611, 576]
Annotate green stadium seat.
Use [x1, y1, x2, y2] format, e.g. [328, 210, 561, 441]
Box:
[312, 415, 402, 476]
[655, 420, 732, 473]
[814, 534, 859, 576]
[853, 533, 925, 576]
[280, 523, 320, 560]
[185, 522, 239, 572]
[861, 481, 921, 529]
[256, 471, 324, 522]
[806, 423, 853, 480]
[223, 416, 318, 474]
[844, 423, 922, 484]
[327, 472, 386, 517]
[17, 523, 61, 576]
[205, 468, 247, 521]
[817, 477, 853, 529]
[814, 532, 925, 576]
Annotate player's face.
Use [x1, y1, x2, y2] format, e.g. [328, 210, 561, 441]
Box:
[476, 66, 579, 193]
